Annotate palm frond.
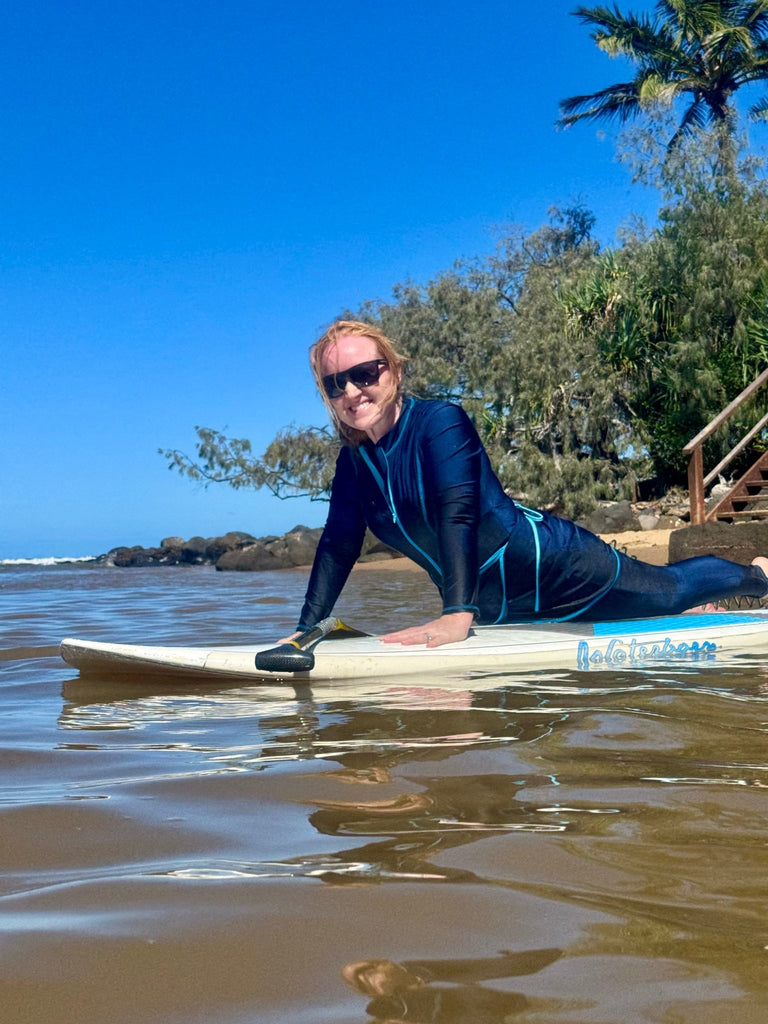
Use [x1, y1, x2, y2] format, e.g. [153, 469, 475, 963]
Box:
[562, 0, 768, 146]
[749, 94, 768, 118]
[559, 80, 644, 126]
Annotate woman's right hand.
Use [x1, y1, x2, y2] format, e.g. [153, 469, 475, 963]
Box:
[277, 631, 301, 644]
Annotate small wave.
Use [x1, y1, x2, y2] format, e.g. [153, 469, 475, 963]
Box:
[0, 555, 97, 566]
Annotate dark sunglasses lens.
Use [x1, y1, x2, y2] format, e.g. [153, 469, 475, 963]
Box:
[322, 376, 344, 398]
[322, 360, 385, 398]
[348, 361, 384, 387]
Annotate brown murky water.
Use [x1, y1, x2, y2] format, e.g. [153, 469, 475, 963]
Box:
[2, 563, 768, 1023]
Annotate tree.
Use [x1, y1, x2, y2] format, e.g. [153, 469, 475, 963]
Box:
[353, 206, 645, 517]
[160, 424, 339, 501]
[559, 1, 768, 153]
[564, 133, 768, 483]
[162, 208, 655, 519]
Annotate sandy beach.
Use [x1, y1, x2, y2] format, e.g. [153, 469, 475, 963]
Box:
[356, 528, 674, 572]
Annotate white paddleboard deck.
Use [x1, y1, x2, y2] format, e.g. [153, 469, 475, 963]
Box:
[61, 612, 768, 682]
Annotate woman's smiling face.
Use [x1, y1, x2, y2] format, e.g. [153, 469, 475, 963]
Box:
[320, 333, 401, 442]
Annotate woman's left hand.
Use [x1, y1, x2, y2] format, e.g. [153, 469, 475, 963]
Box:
[380, 611, 474, 649]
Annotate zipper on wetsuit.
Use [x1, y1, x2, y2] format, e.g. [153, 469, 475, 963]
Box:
[359, 446, 441, 576]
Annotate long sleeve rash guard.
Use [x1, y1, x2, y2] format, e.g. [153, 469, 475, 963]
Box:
[297, 398, 768, 629]
[298, 398, 618, 629]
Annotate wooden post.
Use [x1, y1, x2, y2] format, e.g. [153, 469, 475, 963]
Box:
[688, 446, 705, 525]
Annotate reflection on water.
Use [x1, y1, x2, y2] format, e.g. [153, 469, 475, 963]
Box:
[3, 564, 768, 1022]
[341, 948, 563, 1023]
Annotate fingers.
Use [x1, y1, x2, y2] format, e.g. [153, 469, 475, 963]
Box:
[381, 628, 440, 647]
[381, 614, 472, 648]
[277, 631, 301, 644]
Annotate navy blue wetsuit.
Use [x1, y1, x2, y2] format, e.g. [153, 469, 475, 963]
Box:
[297, 398, 768, 629]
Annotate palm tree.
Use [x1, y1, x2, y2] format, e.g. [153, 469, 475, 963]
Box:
[559, 1, 768, 150]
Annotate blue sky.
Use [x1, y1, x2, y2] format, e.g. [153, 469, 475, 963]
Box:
[0, 1, 695, 557]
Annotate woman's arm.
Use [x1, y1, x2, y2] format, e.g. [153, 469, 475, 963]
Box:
[295, 449, 367, 629]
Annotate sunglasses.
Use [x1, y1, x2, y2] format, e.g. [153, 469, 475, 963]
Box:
[321, 359, 388, 399]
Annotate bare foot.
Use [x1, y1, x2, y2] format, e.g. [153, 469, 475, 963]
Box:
[752, 556, 768, 580]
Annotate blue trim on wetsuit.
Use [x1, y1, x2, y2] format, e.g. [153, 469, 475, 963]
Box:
[358, 443, 442, 578]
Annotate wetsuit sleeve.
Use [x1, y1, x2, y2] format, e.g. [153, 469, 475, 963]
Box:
[420, 404, 481, 615]
[296, 448, 367, 629]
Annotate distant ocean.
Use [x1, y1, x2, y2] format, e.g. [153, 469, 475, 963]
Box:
[0, 555, 98, 567]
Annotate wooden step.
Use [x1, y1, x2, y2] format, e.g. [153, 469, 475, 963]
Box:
[706, 450, 768, 521]
[712, 509, 768, 520]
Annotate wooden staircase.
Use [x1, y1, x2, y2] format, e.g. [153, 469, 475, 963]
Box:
[684, 367, 768, 525]
[705, 451, 768, 521]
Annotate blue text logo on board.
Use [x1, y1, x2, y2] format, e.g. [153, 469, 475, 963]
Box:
[577, 635, 717, 670]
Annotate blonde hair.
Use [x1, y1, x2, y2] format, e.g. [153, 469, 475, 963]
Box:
[310, 320, 408, 445]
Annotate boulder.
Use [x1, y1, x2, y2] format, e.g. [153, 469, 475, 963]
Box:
[669, 521, 768, 564]
[577, 500, 642, 535]
[263, 526, 323, 567]
[359, 531, 403, 562]
[204, 531, 257, 561]
[109, 545, 166, 567]
[160, 536, 185, 550]
[216, 542, 284, 572]
[180, 536, 210, 564]
[103, 523, 401, 571]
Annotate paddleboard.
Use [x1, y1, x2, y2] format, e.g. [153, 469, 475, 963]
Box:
[60, 611, 768, 682]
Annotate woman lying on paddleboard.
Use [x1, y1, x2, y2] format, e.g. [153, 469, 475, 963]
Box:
[290, 319, 768, 649]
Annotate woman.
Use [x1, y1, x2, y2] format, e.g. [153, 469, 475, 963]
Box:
[291, 319, 768, 649]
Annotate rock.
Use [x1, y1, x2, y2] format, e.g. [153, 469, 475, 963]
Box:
[216, 526, 323, 571]
[359, 530, 403, 562]
[214, 525, 402, 572]
[578, 500, 642, 535]
[669, 521, 768, 564]
[216, 542, 284, 572]
[109, 545, 167, 567]
[181, 536, 210, 564]
[204, 531, 257, 560]
[265, 526, 324, 565]
[656, 513, 687, 529]
[637, 513, 660, 531]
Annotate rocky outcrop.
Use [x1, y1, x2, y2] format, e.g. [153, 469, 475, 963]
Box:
[100, 493, 768, 573]
[99, 526, 403, 571]
[103, 530, 259, 568]
[576, 492, 689, 534]
[215, 527, 322, 571]
[215, 528, 399, 571]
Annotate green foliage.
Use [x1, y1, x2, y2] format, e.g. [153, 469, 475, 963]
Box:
[353, 206, 645, 518]
[559, 1, 768, 155]
[163, 137, 768, 514]
[159, 424, 339, 501]
[565, 131, 768, 483]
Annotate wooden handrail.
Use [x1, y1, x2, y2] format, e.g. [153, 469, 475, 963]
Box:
[685, 367, 768, 524]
